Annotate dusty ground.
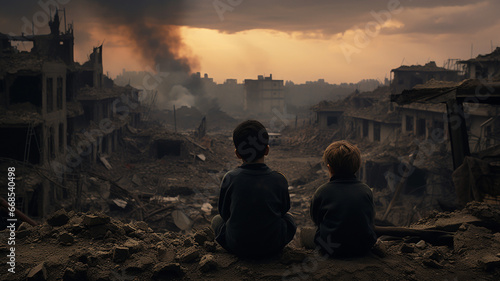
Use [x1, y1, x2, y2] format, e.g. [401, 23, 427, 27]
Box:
[1, 127, 500, 280]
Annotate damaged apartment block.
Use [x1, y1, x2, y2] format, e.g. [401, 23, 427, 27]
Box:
[0, 11, 142, 219]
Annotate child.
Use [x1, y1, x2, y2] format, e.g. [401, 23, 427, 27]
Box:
[211, 120, 296, 258]
[309, 140, 376, 257]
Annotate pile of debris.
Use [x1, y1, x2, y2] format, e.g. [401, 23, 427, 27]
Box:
[1, 202, 499, 280]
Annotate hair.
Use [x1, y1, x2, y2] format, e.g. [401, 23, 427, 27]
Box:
[323, 140, 361, 176]
[233, 120, 269, 162]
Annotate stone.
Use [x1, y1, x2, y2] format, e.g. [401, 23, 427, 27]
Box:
[27, 263, 47, 281]
[89, 225, 108, 239]
[204, 241, 217, 252]
[183, 238, 194, 247]
[122, 223, 137, 234]
[113, 246, 130, 263]
[123, 238, 143, 253]
[422, 249, 443, 262]
[82, 214, 110, 227]
[47, 209, 69, 227]
[199, 254, 217, 272]
[371, 240, 387, 258]
[62, 262, 88, 281]
[400, 243, 414, 254]
[153, 262, 185, 279]
[178, 246, 200, 263]
[95, 250, 112, 260]
[478, 254, 500, 271]
[415, 240, 426, 249]
[59, 232, 75, 246]
[134, 221, 150, 231]
[194, 227, 215, 245]
[125, 256, 155, 273]
[422, 259, 443, 269]
[18, 221, 32, 231]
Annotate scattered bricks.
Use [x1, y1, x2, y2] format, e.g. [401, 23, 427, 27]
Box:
[478, 254, 500, 271]
[59, 232, 75, 246]
[178, 246, 201, 263]
[47, 209, 70, 227]
[62, 262, 88, 281]
[415, 240, 426, 249]
[124, 238, 143, 253]
[400, 243, 415, 254]
[144, 233, 163, 244]
[82, 214, 110, 227]
[204, 241, 217, 252]
[27, 263, 47, 281]
[153, 262, 185, 279]
[113, 246, 130, 263]
[280, 246, 307, 265]
[199, 254, 217, 272]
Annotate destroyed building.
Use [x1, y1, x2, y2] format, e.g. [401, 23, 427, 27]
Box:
[244, 74, 285, 116]
[458, 47, 500, 79]
[0, 12, 142, 218]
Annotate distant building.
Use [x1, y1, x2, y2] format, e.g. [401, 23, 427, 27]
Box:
[244, 74, 285, 115]
[391, 61, 460, 95]
[458, 47, 500, 79]
[311, 101, 344, 130]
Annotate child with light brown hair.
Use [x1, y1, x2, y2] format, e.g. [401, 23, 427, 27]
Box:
[309, 140, 377, 257]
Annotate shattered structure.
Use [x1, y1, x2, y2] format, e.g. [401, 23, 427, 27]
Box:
[244, 74, 285, 116]
[0, 12, 142, 218]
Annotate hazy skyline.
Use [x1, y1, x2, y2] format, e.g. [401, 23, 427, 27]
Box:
[1, 0, 499, 83]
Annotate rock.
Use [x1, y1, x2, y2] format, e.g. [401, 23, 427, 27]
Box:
[153, 262, 185, 279]
[122, 223, 137, 234]
[204, 241, 217, 252]
[88, 225, 108, 239]
[94, 250, 112, 260]
[134, 221, 150, 231]
[47, 209, 70, 227]
[194, 227, 215, 245]
[415, 240, 426, 249]
[18, 221, 32, 231]
[400, 243, 415, 254]
[199, 254, 217, 272]
[27, 263, 47, 281]
[280, 246, 307, 264]
[113, 246, 130, 263]
[183, 238, 194, 247]
[478, 254, 500, 271]
[371, 240, 387, 258]
[422, 249, 443, 262]
[82, 214, 110, 227]
[125, 256, 155, 273]
[59, 232, 75, 246]
[62, 262, 88, 281]
[178, 246, 200, 263]
[124, 238, 143, 253]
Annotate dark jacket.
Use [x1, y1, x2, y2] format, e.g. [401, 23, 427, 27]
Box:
[310, 175, 376, 257]
[216, 163, 296, 257]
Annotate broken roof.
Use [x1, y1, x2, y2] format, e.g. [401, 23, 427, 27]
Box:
[459, 47, 500, 64]
[310, 100, 345, 112]
[391, 79, 500, 105]
[76, 85, 126, 101]
[0, 52, 46, 78]
[391, 61, 457, 73]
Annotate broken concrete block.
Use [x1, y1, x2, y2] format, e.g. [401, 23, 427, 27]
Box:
[422, 259, 443, 269]
[47, 209, 69, 227]
[371, 240, 387, 258]
[194, 227, 215, 245]
[183, 238, 194, 247]
[134, 221, 150, 232]
[178, 246, 200, 263]
[125, 256, 155, 274]
[59, 232, 75, 246]
[123, 238, 143, 253]
[113, 246, 130, 263]
[400, 243, 415, 253]
[199, 254, 217, 272]
[122, 223, 137, 234]
[88, 225, 108, 239]
[82, 214, 110, 227]
[422, 249, 443, 262]
[153, 262, 185, 279]
[27, 263, 47, 281]
[478, 254, 500, 271]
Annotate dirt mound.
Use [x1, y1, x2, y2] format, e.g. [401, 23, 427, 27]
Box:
[1, 203, 499, 280]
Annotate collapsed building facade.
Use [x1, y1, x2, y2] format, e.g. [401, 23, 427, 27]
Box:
[312, 54, 500, 225]
[244, 74, 285, 117]
[0, 12, 142, 219]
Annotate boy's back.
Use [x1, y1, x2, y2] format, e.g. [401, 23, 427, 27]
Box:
[217, 163, 295, 257]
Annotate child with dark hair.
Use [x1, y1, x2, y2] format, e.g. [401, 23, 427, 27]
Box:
[211, 120, 296, 258]
[309, 140, 376, 257]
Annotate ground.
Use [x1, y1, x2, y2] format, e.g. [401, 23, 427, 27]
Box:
[1, 127, 499, 280]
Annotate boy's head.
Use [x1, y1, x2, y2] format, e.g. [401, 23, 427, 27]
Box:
[323, 140, 361, 176]
[233, 120, 269, 163]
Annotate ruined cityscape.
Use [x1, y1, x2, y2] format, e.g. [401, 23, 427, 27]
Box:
[1, 3, 500, 281]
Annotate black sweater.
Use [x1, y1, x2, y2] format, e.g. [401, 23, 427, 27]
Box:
[216, 163, 296, 257]
[310, 175, 377, 257]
